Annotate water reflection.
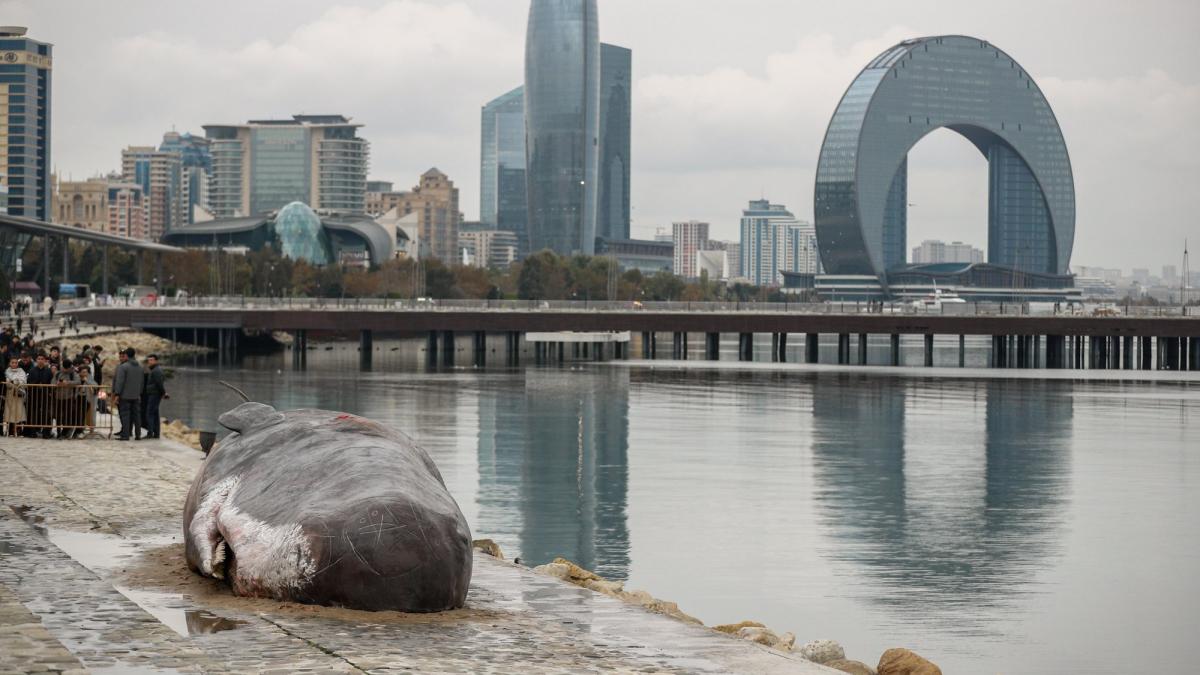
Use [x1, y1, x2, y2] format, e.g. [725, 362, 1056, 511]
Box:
[478, 368, 631, 580]
[811, 376, 1071, 620]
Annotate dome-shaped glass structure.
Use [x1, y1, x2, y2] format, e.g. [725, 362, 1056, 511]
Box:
[274, 202, 332, 265]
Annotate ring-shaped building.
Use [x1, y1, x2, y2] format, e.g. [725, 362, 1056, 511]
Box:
[814, 35, 1075, 287]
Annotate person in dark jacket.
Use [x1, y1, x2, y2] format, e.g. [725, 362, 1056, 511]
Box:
[142, 354, 168, 440]
[112, 348, 144, 441]
[25, 352, 54, 438]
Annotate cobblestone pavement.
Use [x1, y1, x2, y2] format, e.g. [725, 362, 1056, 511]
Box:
[0, 437, 834, 674]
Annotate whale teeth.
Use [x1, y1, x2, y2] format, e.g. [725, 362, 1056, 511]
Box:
[211, 539, 228, 580]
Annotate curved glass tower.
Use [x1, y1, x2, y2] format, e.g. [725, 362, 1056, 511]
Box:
[525, 0, 601, 256]
[814, 36, 1075, 280]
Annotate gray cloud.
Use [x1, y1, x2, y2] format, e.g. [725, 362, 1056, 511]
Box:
[14, 0, 1200, 269]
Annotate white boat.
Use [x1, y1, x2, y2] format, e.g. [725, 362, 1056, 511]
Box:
[912, 287, 967, 311]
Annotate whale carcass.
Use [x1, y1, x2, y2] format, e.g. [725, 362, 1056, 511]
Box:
[183, 403, 472, 612]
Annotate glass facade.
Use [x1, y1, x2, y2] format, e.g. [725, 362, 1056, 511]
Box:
[815, 36, 1075, 282]
[274, 201, 331, 265]
[250, 127, 310, 215]
[524, 0, 600, 256]
[480, 86, 528, 246]
[0, 30, 52, 222]
[598, 43, 631, 242]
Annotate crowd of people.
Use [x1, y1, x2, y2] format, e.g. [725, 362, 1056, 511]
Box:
[1, 321, 169, 440]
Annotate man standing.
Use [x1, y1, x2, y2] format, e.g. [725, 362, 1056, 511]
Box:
[112, 348, 144, 441]
[142, 354, 168, 440]
[25, 352, 53, 438]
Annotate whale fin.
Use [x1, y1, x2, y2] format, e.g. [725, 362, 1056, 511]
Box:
[219, 402, 284, 433]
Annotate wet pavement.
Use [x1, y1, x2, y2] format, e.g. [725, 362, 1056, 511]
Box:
[0, 437, 834, 674]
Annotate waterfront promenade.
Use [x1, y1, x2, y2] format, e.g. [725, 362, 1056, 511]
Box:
[0, 436, 835, 674]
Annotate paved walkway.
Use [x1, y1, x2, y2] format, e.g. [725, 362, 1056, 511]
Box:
[0, 437, 834, 674]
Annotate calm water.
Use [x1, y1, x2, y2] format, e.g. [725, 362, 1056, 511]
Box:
[163, 340, 1199, 674]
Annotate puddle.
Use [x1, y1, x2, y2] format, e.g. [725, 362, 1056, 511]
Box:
[117, 587, 247, 637]
[8, 507, 246, 638]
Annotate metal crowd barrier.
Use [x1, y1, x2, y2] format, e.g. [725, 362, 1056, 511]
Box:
[0, 383, 113, 439]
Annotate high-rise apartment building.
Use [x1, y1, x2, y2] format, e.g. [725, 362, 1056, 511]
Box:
[598, 43, 631, 242]
[375, 169, 461, 262]
[786, 221, 820, 275]
[107, 182, 147, 240]
[159, 131, 211, 224]
[525, 0, 600, 256]
[122, 147, 183, 240]
[203, 115, 369, 217]
[480, 86, 528, 247]
[0, 27, 52, 221]
[910, 240, 985, 265]
[672, 220, 709, 278]
[740, 199, 802, 286]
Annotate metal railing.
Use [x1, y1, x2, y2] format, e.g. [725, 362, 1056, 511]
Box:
[71, 295, 1200, 318]
[0, 383, 113, 439]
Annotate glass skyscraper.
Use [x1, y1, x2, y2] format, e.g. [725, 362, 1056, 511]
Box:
[524, 0, 600, 256]
[0, 27, 52, 222]
[480, 86, 528, 246]
[815, 35, 1075, 282]
[598, 43, 631, 242]
[159, 131, 212, 224]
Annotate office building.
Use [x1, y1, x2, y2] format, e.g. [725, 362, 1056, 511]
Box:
[372, 168, 461, 262]
[815, 36, 1075, 297]
[121, 146, 183, 240]
[480, 86, 528, 248]
[696, 248, 728, 280]
[911, 240, 985, 265]
[204, 114, 369, 218]
[740, 199, 801, 286]
[671, 220, 709, 278]
[525, 0, 600, 256]
[598, 43, 631, 241]
[159, 131, 212, 224]
[0, 27, 52, 221]
[595, 237, 672, 275]
[460, 229, 520, 269]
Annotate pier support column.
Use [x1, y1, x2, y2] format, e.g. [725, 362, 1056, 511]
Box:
[777, 333, 788, 363]
[706, 333, 720, 361]
[1076, 336, 1085, 369]
[924, 334, 934, 367]
[836, 334, 850, 365]
[1123, 336, 1134, 370]
[299, 330, 307, 369]
[1190, 337, 1200, 372]
[473, 331, 487, 368]
[739, 333, 754, 362]
[1017, 335, 1028, 369]
[1110, 337, 1121, 370]
[771, 334, 780, 363]
[672, 332, 683, 360]
[858, 333, 868, 366]
[427, 331, 439, 367]
[991, 336, 1002, 368]
[507, 332, 521, 367]
[890, 334, 901, 367]
[807, 334, 820, 364]
[1034, 335, 1042, 369]
[359, 329, 373, 371]
[959, 335, 967, 368]
[441, 331, 456, 366]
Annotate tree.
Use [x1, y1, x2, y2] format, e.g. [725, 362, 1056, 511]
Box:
[342, 268, 381, 298]
[453, 265, 493, 299]
[423, 259, 459, 299]
[643, 270, 686, 301]
[518, 250, 569, 300]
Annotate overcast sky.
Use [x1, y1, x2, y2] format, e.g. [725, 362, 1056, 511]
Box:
[7, 0, 1199, 270]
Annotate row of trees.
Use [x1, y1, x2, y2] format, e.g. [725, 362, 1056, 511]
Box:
[10, 240, 792, 303]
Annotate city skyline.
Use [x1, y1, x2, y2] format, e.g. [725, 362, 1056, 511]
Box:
[6, 0, 1199, 269]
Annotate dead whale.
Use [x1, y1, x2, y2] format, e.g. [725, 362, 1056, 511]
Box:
[182, 402, 472, 612]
